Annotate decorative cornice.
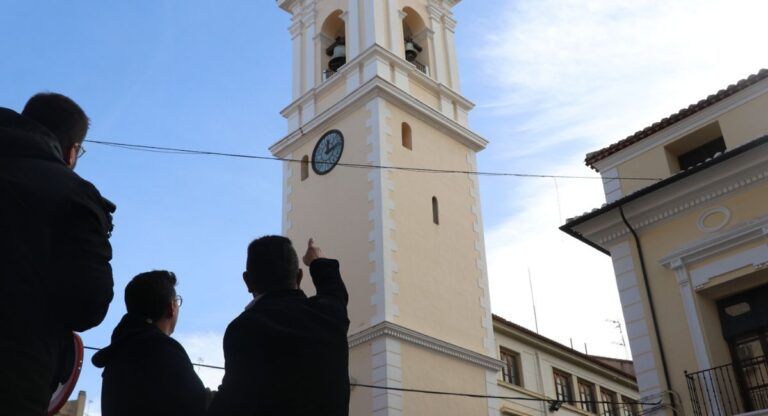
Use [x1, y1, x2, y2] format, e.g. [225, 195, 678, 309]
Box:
[280, 44, 474, 116]
[348, 321, 503, 371]
[571, 147, 768, 248]
[660, 215, 768, 268]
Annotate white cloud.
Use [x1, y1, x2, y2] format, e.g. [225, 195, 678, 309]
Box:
[476, 0, 768, 358]
[176, 331, 225, 389]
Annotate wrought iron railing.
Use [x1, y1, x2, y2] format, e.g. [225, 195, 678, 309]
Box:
[686, 355, 768, 416]
[412, 60, 428, 76]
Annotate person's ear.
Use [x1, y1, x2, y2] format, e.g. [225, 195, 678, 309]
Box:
[166, 302, 176, 320]
[243, 271, 253, 293]
[296, 269, 303, 289]
[65, 145, 77, 169]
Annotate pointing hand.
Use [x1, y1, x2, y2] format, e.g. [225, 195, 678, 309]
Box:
[302, 238, 324, 266]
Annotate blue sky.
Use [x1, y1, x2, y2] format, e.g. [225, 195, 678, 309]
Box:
[2, 0, 767, 412]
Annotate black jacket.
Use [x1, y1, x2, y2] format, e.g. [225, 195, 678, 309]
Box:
[0, 108, 114, 415]
[208, 258, 350, 416]
[92, 314, 207, 416]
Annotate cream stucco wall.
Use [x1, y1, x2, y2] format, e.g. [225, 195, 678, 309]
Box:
[399, 342, 489, 415]
[604, 180, 768, 416]
[386, 104, 488, 354]
[283, 104, 377, 332]
[612, 85, 768, 196]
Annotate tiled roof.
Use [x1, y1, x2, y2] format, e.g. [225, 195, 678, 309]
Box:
[585, 69, 768, 170]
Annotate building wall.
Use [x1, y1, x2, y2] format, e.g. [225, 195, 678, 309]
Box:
[400, 342, 489, 415]
[494, 327, 639, 416]
[282, 104, 377, 333]
[608, 84, 768, 196]
[387, 103, 488, 354]
[603, 162, 768, 416]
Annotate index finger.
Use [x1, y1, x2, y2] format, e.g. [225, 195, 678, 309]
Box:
[308, 238, 314, 248]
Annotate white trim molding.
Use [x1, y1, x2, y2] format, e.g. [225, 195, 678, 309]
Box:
[571, 144, 768, 248]
[659, 215, 768, 370]
[609, 241, 662, 397]
[366, 98, 400, 325]
[348, 321, 504, 371]
[697, 206, 731, 233]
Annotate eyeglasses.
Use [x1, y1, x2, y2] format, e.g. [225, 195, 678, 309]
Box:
[76, 143, 86, 159]
[174, 295, 183, 307]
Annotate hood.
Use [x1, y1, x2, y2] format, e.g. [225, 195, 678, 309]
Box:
[91, 313, 163, 368]
[0, 107, 65, 164]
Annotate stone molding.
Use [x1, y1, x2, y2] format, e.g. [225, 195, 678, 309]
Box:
[348, 321, 504, 371]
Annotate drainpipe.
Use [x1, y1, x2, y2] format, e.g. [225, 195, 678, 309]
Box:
[618, 205, 678, 413]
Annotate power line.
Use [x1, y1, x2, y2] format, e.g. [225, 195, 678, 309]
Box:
[84, 139, 662, 181]
[82, 345, 659, 407]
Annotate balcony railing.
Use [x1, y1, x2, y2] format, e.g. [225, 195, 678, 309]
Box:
[686, 355, 768, 416]
[412, 60, 428, 76]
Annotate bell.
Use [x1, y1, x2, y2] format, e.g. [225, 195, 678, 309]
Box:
[328, 45, 346, 72]
[327, 37, 347, 72]
[405, 41, 418, 62]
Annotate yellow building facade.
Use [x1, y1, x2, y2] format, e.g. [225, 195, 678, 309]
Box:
[563, 69, 768, 416]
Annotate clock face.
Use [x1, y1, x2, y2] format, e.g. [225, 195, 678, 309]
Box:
[312, 129, 344, 175]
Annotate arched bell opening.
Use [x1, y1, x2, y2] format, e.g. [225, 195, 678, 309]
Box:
[320, 10, 347, 81]
[402, 7, 430, 76]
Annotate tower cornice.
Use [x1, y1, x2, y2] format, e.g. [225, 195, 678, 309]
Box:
[280, 44, 475, 116]
[270, 74, 487, 157]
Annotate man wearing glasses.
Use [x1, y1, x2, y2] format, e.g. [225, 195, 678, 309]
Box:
[92, 270, 208, 416]
[0, 93, 115, 415]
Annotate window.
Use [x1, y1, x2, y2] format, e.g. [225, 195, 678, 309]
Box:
[432, 196, 439, 224]
[500, 348, 521, 386]
[665, 122, 725, 172]
[577, 379, 597, 413]
[301, 155, 309, 181]
[320, 10, 346, 80]
[401, 122, 412, 150]
[621, 396, 640, 416]
[677, 136, 725, 170]
[600, 388, 619, 416]
[553, 369, 574, 404]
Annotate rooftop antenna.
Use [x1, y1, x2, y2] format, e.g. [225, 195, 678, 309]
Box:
[528, 267, 540, 334]
[607, 319, 630, 359]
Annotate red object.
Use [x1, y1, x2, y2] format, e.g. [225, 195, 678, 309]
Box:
[47, 332, 84, 416]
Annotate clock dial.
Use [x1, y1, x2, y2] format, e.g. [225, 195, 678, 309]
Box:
[312, 130, 344, 175]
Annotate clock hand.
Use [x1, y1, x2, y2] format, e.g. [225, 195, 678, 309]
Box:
[325, 142, 341, 156]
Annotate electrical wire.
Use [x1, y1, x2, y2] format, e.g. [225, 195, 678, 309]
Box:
[82, 345, 660, 407]
[84, 139, 662, 181]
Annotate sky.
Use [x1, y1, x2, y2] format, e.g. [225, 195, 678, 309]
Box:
[2, 0, 768, 414]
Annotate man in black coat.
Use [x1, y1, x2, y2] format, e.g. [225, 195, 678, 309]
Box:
[208, 237, 350, 416]
[0, 93, 114, 416]
[92, 271, 207, 416]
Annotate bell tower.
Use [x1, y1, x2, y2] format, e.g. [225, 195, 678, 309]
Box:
[272, 1, 501, 415]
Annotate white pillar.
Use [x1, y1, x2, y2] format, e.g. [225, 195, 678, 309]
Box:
[346, 0, 360, 58]
[302, 8, 317, 93]
[671, 260, 712, 371]
[427, 6, 447, 85]
[362, 0, 377, 49]
[289, 14, 303, 100]
[443, 15, 460, 91]
[387, 0, 404, 57]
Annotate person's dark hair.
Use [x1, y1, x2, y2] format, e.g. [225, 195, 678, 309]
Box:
[125, 270, 177, 322]
[21, 92, 89, 154]
[246, 235, 299, 293]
